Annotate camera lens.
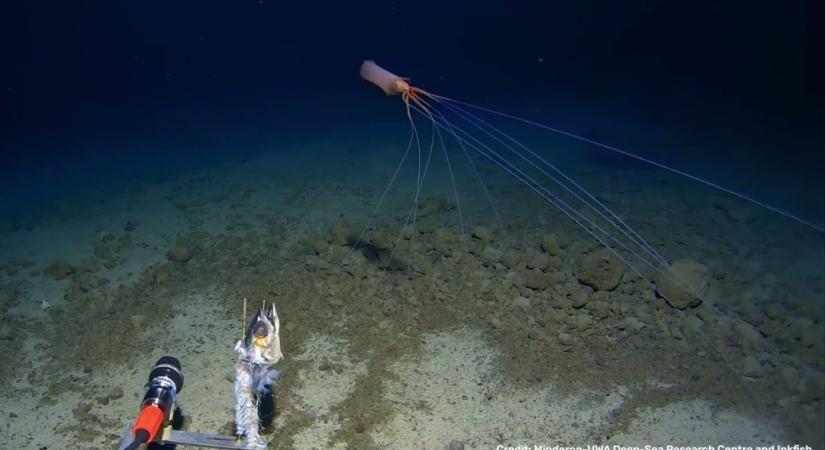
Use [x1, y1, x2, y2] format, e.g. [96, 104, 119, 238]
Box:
[148, 356, 184, 393]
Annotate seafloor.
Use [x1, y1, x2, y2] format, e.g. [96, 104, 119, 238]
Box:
[0, 117, 823, 449]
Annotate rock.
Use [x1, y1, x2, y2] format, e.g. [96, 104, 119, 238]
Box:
[118, 233, 133, 249]
[447, 440, 465, 450]
[107, 386, 124, 401]
[417, 218, 439, 234]
[525, 252, 550, 271]
[578, 248, 623, 291]
[541, 234, 561, 255]
[558, 332, 574, 346]
[307, 237, 330, 255]
[757, 318, 785, 338]
[152, 265, 173, 285]
[683, 315, 704, 335]
[167, 242, 193, 263]
[93, 243, 112, 259]
[570, 290, 588, 309]
[762, 302, 785, 320]
[0, 324, 14, 341]
[330, 223, 355, 246]
[45, 260, 75, 280]
[524, 270, 552, 290]
[741, 355, 763, 378]
[780, 366, 799, 387]
[433, 228, 460, 255]
[623, 317, 646, 333]
[489, 317, 504, 329]
[418, 196, 448, 217]
[480, 246, 503, 267]
[588, 301, 610, 320]
[798, 319, 821, 348]
[500, 250, 522, 269]
[655, 259, 710, 309]
[512, 296, 531, 310]
[798, 375, 825, 404]
[734, 321, 767, 355]
[471, 225, 493, 242]
[575, 314, 594, 330]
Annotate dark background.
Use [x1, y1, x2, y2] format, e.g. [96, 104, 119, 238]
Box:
[1, 1, 822, 218]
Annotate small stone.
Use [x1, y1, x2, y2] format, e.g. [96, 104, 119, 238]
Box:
[471, 225, 493, 242]
[734, 321, 766, 355]
[741, 355, 763, 378]
[757, 318, 784, 338]
[93, 243, 112, 259]
[525, 252, 550, 271]
[480, 246, 503, 266]
[763, 302, 785, 320]
[524, 270, 552, 290]
[512, 296, 531, 310]
[624, 317, 646, 333]
[433, 228, 459, 252]
[307, 238, 329, 255]
[45, 260, 75, 280]
[107, 386, 124, 401]
[500, 250, 522, 269]
[588, 301, 610, 320]
[558, 332, 574, 346]
[448, 440, 465, 450]
[117, 233, 133, 249]
[541, 234, 561, 255]
[489, 317, 504, 329]
[570, 290, 588, 309]
[167, 242, 193, 263]
[683, 315, 704, 334]
[780, 366, 799, 387]
[575, 314, 593, 330]
[330, 223, 355, 246]
[418, 196, 447, 217]
[798, 375, 824, 404]
[346, 264, 368, 280]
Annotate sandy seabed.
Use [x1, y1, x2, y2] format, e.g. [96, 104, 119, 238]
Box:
[0, 131, 822, 450]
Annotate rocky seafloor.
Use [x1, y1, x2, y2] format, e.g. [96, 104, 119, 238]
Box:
[0, 151, 823, 449]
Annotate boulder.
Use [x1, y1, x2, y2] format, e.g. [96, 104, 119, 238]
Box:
[578, 248, 623, 291]
[655, 259, 710, 309]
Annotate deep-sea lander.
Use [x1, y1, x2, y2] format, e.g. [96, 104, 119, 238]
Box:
[117, 301, 283, 450]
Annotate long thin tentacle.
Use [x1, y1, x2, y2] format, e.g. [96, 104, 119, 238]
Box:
[435, 125, 465, 237]
[439, 99, 670, 269]
[349, 126, 415, 255]
[412, 103, 692, 304]
[430, 94, 824, 233]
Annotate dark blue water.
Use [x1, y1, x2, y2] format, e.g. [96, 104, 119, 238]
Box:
[3, 2, 822, 221]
